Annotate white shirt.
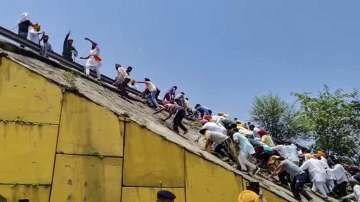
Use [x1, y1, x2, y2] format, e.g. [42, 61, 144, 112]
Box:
[145, 81, 157, 92]
[115, 66, 129, 83]
[201, 122, 227, 135]
[272, 144, 299, 163]
[28, 27, 40, 44]
[328, 164, 348, 184]
[205, 131, 228, 148]
[355, 185, 360, 202]
[300, 159, 327, 183]
[85, 46, 101, 68]
[233, 132, 255, 155]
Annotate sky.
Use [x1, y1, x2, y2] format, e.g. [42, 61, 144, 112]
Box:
[2, 0, 360, 121]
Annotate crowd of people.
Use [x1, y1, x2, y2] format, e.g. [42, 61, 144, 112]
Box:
[14, 12, 360, 202]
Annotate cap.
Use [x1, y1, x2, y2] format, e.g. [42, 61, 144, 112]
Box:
[315, 150, 326, 158]
[257, 129, 268, 137]
[157, 190, 176, 200]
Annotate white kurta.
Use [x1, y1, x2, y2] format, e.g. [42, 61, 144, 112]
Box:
[300, 159, 327, 183]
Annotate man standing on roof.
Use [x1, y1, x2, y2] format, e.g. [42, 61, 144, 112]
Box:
[258, 130, 275, 147]
[163, 86, 177, 104]
[268, 155, 313, 201]
[136, 78, 159, 109]
[199, 128, 233, 162]
[39, 34, 52, 57]
[80, 37, 102, 80]
[174, 92, 186, 107]
[272, 144, 299, 165]
[194, 104, 212, 119]
[232, 128, 259, 174]
[28, 23, 42, 44]
[63, 31, 78, 62]
[18, 12, 32, 39]
[300, 156, 329, 199]
[113, 64, 132, 91]
[155, 103, 188, 135]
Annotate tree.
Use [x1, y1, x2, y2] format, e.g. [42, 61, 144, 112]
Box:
[295, 86, 360, 156]
[250, 93, 309, 140]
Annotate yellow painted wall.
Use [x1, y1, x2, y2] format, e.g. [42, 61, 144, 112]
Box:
[0, 122, 58, 184]
[263, 189, 286, 202]
[50, 154, 122, 202]
[58, 93, 124, 156]
[0, 185, 50, 202]
[0, 58, 62, 124]
[123, 122, 185, 187]
[122, 187, 185, 202]
[0, 57, 293, 202]
[185, 152, 243, 202]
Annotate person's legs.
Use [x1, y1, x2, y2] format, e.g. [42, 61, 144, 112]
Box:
[290, 178, 302, 200]
[314, 182, 328, 198]
[176, 109, 187, 132]
[214, 143, 229, 158]
[85, 66, 90, 76]
[279, 172, 290, 186]
[326, 179, 335, 194]
[150, 91, 159, 108]
[173, 110, 183, 133]
[95, 67, 101, 79]
[295, 173, 313, 201]
[18, 32, 28, 39]
[239, 152, 256, 171]
[333, 181, 347, 197]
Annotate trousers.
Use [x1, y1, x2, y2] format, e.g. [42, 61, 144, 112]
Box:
[238, 151, 256, 171]
[173, 109, 187, 133]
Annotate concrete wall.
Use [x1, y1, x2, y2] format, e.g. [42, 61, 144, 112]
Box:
[0, 57, 291, 202]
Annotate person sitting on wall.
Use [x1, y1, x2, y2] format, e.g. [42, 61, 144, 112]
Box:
[157, 190, 176, 202]
[238, 181, 266, 202]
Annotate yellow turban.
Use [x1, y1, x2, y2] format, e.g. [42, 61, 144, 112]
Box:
[238, 190, 260, 202]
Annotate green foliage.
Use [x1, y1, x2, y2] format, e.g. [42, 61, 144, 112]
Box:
[250, 93, 310, 140]
[295, 86, 360, 156]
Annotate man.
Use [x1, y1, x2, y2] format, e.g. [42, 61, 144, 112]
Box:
[300, 157, 329, 198]
[329, 163, 348, 197]
[200, 128, 232, 161]
[163, 86, 177, 104]
[113, 64, 132, 90]
[39, 34, 52, 57]
[258, 130, 275, 147]
[201, 121, 227, 135]
[272, 144, 299, 165]
[157, 190, 176, 202]
[137, 78, 159, 109]
[63, 31, 78, 62]
[233, 128, 259, 174]
[249, 124, 260, 139]
[194, 104, 212, 119]
[174, 92, 186, 107]
[268, 156, 313, 201]
[341, 184, 360, 202]
[18, 12, 32, 39]
[155, 103, 188, 135]
[28, 23, 42, 44]
[80, 37, 102, 80]
[238, 182, 266, 202]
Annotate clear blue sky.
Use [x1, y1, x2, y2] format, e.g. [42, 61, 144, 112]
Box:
[2, 0, 360, 120]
